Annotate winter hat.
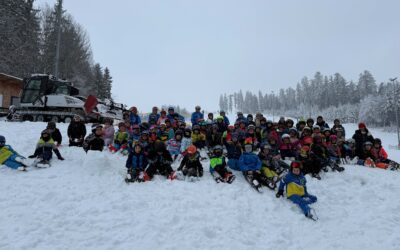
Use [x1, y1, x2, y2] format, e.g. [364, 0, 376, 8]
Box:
[358, 122, 366, 129]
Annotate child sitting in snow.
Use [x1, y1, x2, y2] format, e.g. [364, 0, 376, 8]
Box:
[276, 161, 318, 220]
[225, 133, 242, 171]
[192, 125, 206, 149]
[180, 128, 193, 155]
[47, 121, 62, 146]
[176, 145, 203, 181]
[110, 122, 129, 153]
[371, 138, 399, 170]
[167, 130, 183, 161]
[28, 130, 64, 167]
[0, 135, 29, 171]
[209, 145, 235, 183]
[146, 142, 176, 180]
[239, 139, 266, 188]
[125, 143, 149, 182]
[83, 124, 105, 152]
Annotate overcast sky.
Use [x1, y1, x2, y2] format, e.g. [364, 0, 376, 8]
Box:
[35, 0, 400, 112]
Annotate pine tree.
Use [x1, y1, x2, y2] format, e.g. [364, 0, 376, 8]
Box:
[93, 63, 105, 99]
[103, 67, 113, 99]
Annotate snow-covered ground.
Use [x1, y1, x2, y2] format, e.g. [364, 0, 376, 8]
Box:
[1, 121, 400, 250]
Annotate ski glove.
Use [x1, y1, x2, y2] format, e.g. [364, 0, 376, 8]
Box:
[28, 155, 36, 158]
[276, 190, 284, 198]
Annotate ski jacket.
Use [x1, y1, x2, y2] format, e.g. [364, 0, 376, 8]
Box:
[0, 145, 17, 164]
[223, 116, 230, 126]
[147, 149, 173, 166]
[148, 113, 160, 125]
[192, 133, 206, 143]
[279, 143, 298, 159]
[178, 153, 203, 176]
[225, 142, 242, 159]
[48, 128, 62, 145]
[352, 129, 374, 157]
[191, 112, 204, 125]
[180, 137, 192, 153]
[371, 147, 388, 161]
[129, 113, 141, 125]
[83, 134, 104, 152]
[278, 172, 308, 198]
[210, 156, 227, 170]
[67, 121, 86, 139]
[167, 138, 181, 155]
[206, 132, 223, 148]
[126, 152, 148, 170]
[331, 124, 346, 137]
[114, 131, 129, 145]
[239, 152, 262, 171]
[102, 126, 115, 145]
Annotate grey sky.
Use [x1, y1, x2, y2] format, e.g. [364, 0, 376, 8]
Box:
[35, 0, 400, 112]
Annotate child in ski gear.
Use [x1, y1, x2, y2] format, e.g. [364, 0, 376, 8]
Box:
[28, 130, 64, 166]
[83, 124, 105, 152]
[352, 122, 374, 158]
[181, 128, 193, 155]
[157, 110, 168, 125]
[47, 122, 62, 145]
[0, 135, 29, 171]
[276, 161, 318, 219]
[220, 110, 230, 125]
[316, 116, 329, 129]
[240, 139, 266, 188]
[191, 125, 206, 149]
[357, 141, 377, 167]
[371, 138, 399, 170]
[206, 124, 223, 149]
[125, 143, 149, 182]
[67, 115, 86, 147]
[279, 134, 298, 160]
[110, 122, 129, 153]
[331, 119, 346, 138]
[177, 145, 203, 179]
[225, 133, 242, 171]
[146, 142, 176, 180]
[102, 119, 115, 146]
[216, 116, 227, 133]
[258, 144, 286, 186]
[209, 145, 235, 183]
[167, 130, 183, 160]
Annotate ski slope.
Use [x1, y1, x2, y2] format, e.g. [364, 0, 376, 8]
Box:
[1, 121, 400, 250]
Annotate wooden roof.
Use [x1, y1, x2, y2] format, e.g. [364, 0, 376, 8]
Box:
[0, 73, 23, 86]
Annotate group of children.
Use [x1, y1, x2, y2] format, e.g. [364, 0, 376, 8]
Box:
[1, 107, 398, 220]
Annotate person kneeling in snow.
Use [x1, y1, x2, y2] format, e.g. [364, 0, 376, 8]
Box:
[276, 161, 317, 220]
[0, 135, 29, 171]
[28, 130, 64, 167]
[125, 143, 149, 182]
[146, 141, 176, 180]
[176, 145, 203, 181]
[83, 124, 105, 152]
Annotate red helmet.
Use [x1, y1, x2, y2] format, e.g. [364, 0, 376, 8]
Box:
[187, 145, 197, 154]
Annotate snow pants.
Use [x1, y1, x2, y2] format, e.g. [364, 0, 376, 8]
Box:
[34, 148, 53, 161]
[146, 163, 174, 178]
[227, 159, 240, 171]
[288, 194, 317, 215]
[210, 165, 231, 178]
[3, 154, 23, 170]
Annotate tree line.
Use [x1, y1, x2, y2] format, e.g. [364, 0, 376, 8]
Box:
[0, 0, 112, 99]
[219, 70, 400, 127]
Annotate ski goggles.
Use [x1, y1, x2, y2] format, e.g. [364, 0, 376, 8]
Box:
[0, 141, 5, 147]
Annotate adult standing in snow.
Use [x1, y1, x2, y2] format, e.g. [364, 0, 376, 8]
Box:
[191, 106, 204, 125]
[352, 122, 374, 158]
[148, 106, 160, 125]
[220, 110, 230, 126]
[67, 115, 86, 147]
[316, 116, 329, 129]
[129, 106, 141, 125]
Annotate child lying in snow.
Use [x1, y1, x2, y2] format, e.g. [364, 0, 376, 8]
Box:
[276, 161, 318, 220]
[0, 135, 29, 171]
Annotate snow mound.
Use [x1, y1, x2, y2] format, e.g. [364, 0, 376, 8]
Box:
[1, 121, 400, 250]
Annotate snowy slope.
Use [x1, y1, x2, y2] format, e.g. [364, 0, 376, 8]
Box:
[1, 121, 400, 250]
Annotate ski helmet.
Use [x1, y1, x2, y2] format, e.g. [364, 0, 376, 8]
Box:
[303, 137, 313, 145]
[118, 122, 126, 128]
[41, 129, 51, 141]
[187, 145, 197, 155]
[374, 138, 382, 146]
[216, 116, 224, 121]
[290, 161, 302, 171]
[213, 145, 223, 157]
[312, 125, 320, 130]
[281, 134, 290, 140]
[247, 124, 255, 131]
[364, 141, 373, 147]
[47, 121, 56, 129]
[262, 144, 271, 151]
[92, 124, 103, 133]
[347, 138, 355, 144]
[193, 125, 200, 131]
[184, 128, 192, 137]
[289, 128, 298, 134]
[195, 105, 201, 110]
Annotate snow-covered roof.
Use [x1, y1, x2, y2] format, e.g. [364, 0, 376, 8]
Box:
[0, 73, 23, 82]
